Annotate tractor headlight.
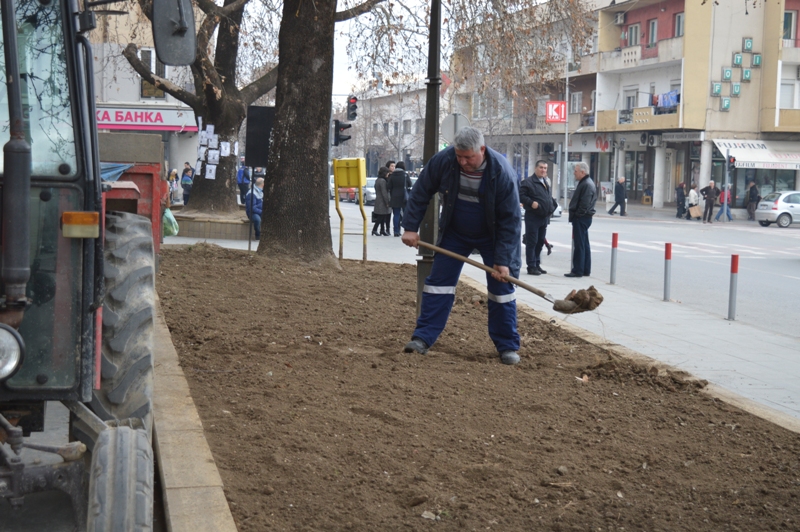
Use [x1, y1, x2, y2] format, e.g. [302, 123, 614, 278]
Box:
[0, 324, 24, 380]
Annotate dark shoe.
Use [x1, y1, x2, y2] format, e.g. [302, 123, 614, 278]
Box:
[372, 231, 379, 236]
[536, 267, 547, 274]
[564, 272, 582, 278]
[394, 234, 401, 237]
[499, 351, 520, 365]
[545, 243, 553, 255]
[620, 213, 627, 217]
[527, 268, 541, 275]
[404, 338, 429, 354]
[381, 231, 389, 236]
[608, 210, 615, 215]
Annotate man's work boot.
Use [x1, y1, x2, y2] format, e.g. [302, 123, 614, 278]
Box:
[404, 338, 429, 355]
[500, 351, 520, 365]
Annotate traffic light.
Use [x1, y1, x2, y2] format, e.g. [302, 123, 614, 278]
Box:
[333, 119, 351, 146]
[728, 155, 736, 166]
[347, 95, 358, 121]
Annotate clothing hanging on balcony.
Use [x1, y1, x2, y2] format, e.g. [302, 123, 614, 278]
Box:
[656, 90, 680, 108]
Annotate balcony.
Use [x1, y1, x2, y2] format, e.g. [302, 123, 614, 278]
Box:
[600, 37, 684, 72]
[596, 105, 681, 132]
[781, 38, 800, 63]
[779, 109, 800, 129]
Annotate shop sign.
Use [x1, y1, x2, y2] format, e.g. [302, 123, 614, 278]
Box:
[545, 101, 567, 124]
[96, 106, 198, 132]
[662, 132, 704, 142]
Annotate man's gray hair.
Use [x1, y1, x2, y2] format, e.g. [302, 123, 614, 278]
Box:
[453, 127, 485, 152]
[255, 177, 265, 186]
[575, 161, 590, 175]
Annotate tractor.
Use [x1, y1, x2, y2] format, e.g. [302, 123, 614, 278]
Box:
[0, 0, 194, 528]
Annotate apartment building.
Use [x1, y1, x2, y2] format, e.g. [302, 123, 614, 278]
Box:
[90, 12, 198, 171]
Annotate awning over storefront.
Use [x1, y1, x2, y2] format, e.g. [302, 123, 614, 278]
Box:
[713, 139, 800, 170]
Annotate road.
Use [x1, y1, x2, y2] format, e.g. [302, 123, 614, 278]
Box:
[332, 199, 800, 338]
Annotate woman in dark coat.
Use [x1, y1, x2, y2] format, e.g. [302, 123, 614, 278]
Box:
[372, 167, 392, 235]
[675, 183, 686, 219]
[386, 161, 411, 236]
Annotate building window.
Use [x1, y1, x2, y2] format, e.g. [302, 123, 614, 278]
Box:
[590, 90, 596, 112]
[670, 80, 681, 93]
[373, 123, 379, 133]
[570, 91, 582, 114]
[403, 120, 411, 134]
[383, 122, 389, 135]
[674, 12, 685, 37]
[780, 82, 795, 109]
[628, 24, 640, 46]
[393, 122, 398, 135]
[648, 19, 658, 46]
[472, 92, 484, 119]
[623, 87, 638, 110]
[416, 118, 424, 134]
[784, 11, 797, 45]
[139, 49, 166, 99]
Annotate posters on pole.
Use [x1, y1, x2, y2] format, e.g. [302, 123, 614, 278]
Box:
[205, 164, 217, 180]
[208, 149, 220, 165]
[220, 142, 231, 157]
[209, 134, 219, 150]
[195, 160, 202, 175]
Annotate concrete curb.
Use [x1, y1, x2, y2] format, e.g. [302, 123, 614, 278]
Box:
[459, 276, 800, 436]
[153, 296, 238, 532]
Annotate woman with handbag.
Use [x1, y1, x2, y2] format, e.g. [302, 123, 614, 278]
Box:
[686, 183, 701, 220]
[372, 166, 392, 236]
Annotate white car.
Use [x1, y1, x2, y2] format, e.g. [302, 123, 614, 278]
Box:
[755, 190, 800, 227]
[356, 178, 377, 205]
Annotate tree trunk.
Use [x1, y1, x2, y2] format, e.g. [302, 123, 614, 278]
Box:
[259, 0, 336, 260]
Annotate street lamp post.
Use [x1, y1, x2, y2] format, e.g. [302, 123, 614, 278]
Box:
[563, 58, 569, 208]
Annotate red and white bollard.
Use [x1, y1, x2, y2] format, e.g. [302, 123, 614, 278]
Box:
[663, 243, 672, 302]
[610, 233, 619, 285]
[728, 254, 739, 321]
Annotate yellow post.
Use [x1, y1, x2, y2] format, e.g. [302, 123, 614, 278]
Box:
[332, 158, 367, 262]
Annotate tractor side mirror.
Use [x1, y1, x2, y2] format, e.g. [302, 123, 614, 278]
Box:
[152, 0, 196, 66]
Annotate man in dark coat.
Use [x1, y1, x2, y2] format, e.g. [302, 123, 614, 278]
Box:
[700, 181, 720, 223]
[675, 183, 687, 218]
[608, 176, 627, 216]
[519, 160, 556, 275]
[566, 162, 596, 278]
[387, 161, 412, 236]
[400, 127, 522, 365]
[747, 181, 760, 221]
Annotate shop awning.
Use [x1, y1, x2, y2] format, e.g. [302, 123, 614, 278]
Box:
[713, 139, 800, 170]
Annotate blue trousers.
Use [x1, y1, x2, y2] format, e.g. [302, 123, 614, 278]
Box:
[251, 214, 262, 239]
[413, 231, 520, 353]
[715, 204, 732, 221]
[571, 216, 592, 276]
[392, 208, 403, 235]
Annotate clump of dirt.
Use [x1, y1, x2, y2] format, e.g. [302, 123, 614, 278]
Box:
[158, 244, 800, 532]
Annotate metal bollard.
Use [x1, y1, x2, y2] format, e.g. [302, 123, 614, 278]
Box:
[610, 232, 618, 285]
[728, 254, 739, 320]
[663, 243, 672, 302]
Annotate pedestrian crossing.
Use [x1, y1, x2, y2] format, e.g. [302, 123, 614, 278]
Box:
[524, 238, 800, 259]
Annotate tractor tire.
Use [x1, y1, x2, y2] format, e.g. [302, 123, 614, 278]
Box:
[87, 425, 154, 532]
[96, 212, 155, 437]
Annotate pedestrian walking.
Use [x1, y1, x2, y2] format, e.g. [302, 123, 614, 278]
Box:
[372, 166, 392, 236]
[686, 183, 700, 220]
[675, 183, 686, 219]
[400, 126, 522, 365]
[245, 177, 264, 239]
[180, 162, 194, 205]
[519, 160, 557, 275]
[700, 181, 720, 223]
[387, 161, 412, 236]
[565, 162, 596, 278]
[715, 184, 733, 221]
[747, 181, 761, 221]
[607, 176, 627, 216]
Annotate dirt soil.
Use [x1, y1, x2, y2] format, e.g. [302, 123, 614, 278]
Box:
[158, 244, 800, 532]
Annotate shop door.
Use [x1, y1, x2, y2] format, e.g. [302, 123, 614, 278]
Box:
[624, 151, 646, 200]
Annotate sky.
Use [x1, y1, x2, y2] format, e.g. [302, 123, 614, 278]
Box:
[332, 24, 355, 98]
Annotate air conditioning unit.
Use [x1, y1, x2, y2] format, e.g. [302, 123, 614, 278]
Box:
[648, 134, 662, 147]
[614, 12, 626, 25]
[639, 132, 649, 147]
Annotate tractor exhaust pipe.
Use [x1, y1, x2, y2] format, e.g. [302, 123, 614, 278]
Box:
[1, 0, 32, 328]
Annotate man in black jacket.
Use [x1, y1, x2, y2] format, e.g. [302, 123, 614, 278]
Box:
[700, 181, 720, 224]
[608, 176, 627, 216]
[566, 162, 596, 278]
[520, 160, 556, 275]
[387, 161, 412, 236]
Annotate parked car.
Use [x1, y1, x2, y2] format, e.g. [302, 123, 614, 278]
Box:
[356, 178, 377, 205]
[329, 175, 335, 199]
[338, 186, 356, 202]
[755, 190, 800, 227]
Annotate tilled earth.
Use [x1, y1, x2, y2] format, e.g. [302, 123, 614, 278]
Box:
[158, 244, 800, 532]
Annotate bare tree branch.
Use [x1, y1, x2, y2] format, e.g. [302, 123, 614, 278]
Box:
[122, 43, 202, 108]
[240, 65, 278, 105]
[335, 0, 385, 22]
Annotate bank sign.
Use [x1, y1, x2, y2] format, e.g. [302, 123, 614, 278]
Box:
[96, 107, 198, 132]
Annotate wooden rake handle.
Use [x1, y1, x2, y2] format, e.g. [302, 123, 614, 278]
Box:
[416, 240, 555, 303]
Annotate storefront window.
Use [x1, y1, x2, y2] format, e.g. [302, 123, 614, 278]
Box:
[733, 168, 798, 207]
